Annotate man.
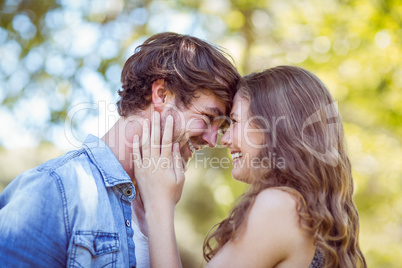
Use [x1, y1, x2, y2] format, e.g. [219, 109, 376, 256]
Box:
[0, 32, 240, 267]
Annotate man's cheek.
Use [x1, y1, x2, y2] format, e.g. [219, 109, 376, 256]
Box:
[169, 119, 185, 143]
[186, 119, 208, 136]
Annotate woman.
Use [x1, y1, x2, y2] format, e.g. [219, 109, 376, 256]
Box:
[133, 65, 366, 267]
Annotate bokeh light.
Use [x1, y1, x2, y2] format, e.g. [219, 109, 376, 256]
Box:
[0, 0, 401, 266]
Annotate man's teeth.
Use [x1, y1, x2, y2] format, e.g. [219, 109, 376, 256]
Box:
[188, 140, 196, 154]
[231, 152, 243, 160]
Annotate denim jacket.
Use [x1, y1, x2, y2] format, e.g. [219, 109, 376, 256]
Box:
[0, 135, 137, 268]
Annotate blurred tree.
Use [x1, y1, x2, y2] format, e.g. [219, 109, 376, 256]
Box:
[1, 0, 401, 267]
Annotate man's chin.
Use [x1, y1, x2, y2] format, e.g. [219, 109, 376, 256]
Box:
[180, 148, 190, 162]
[180, 144, 197, 169]
[182, 155, 191, 168]
[182, 158, 189, 170]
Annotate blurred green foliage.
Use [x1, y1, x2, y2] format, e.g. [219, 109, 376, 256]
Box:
[1, 0, 401, 267]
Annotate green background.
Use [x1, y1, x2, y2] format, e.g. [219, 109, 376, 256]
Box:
[1, 0, 401, 267]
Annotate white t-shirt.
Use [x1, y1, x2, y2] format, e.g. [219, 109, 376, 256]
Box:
[132, 220, 150, 268]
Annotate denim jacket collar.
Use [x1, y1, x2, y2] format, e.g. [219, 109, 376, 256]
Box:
[82, 134, 132, 188]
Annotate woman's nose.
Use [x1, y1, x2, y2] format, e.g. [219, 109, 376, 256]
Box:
[220, 126, 232, 147]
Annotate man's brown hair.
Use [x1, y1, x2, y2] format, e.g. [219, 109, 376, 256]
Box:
[117, 32, 240, 116]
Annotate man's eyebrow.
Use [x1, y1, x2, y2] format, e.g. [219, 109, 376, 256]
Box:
[205, 107, 224, 117]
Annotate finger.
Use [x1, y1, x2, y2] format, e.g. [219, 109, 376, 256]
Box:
[161, 115, 174, 159]
[151, 111, 161, 157]
[132, 135, 141, 168]
[173, 143, 185, 184]
[142, 119, 150, 159]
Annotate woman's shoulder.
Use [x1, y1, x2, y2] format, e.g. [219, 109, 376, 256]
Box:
[252, 187, 299, 217]
[245, 187, 316, 266]
[247, 187, 311, 248]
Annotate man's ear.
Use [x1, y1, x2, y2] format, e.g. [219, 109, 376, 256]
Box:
[151, 79, 173, 111]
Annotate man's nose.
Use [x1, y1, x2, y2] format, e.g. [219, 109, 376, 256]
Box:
[202, 125, 219, 147]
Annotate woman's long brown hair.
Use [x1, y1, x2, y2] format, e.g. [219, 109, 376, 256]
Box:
[203, 66, 366, 267]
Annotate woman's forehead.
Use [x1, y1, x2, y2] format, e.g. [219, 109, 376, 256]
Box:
[231, 95, 249, 117]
